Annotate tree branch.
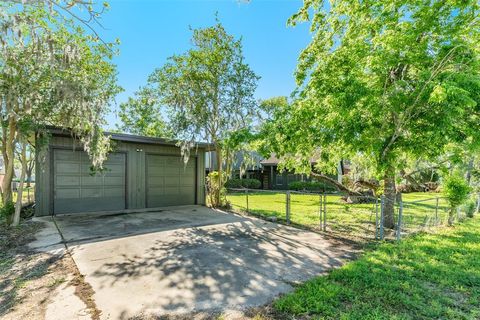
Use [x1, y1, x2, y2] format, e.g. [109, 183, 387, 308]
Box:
[311, 171, 362, 195]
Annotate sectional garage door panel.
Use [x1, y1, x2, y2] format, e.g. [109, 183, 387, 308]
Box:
[53, 150, 126, 214]
[146, 155, 196, 208]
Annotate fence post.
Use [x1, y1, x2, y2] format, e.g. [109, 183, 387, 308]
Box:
[396, 194, 403, 241]
[435, 197, 439, 225]
[246, 188, 249, 213]
[375, 197, 379, 240]
[286, 191, 291, 225]
[380, 195, 385, 240]
[323, 194, 327, 232]
[319, 193, 323, 228]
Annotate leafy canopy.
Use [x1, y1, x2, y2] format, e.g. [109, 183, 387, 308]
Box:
[265, 0, 480, 178]
[443, 174, 471, 209]
[117, 86, 171, 138]
[0, 1, 121, 167]
[148, 20, 259, 152]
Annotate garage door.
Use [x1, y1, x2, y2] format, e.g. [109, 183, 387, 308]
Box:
[53, 149, 126, 214]
[146, 155, 196, 208]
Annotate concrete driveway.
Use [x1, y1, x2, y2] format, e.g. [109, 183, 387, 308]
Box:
[55, 206, 355, 319]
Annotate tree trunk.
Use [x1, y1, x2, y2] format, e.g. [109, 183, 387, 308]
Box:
[224, 148, 232, 179]
[354, 179, 380, 194]
[215, 144, 223, 206]
[12, 142, 27, 226]
[383, 167, 396, 229]
[2, 153, 14, 205]
[26, 156, 34, 188]
[26, 166, 33, 188]
[1, 118, 16, 206]
[448, 208, 455, 226]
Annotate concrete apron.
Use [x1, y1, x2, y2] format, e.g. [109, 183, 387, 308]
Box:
[59, 207, 354, 319]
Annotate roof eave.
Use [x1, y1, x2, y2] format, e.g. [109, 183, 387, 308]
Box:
[43, 126, 214, 149]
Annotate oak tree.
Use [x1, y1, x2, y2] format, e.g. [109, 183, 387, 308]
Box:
[267, 0, 480, 228]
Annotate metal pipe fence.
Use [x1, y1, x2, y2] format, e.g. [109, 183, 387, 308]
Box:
[225, 188, 480, 242]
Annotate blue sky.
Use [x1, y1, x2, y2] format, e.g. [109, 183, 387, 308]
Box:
[100, 0, 311, 129]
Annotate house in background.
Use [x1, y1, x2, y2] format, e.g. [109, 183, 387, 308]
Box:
[206, 151, 349, 190]
[205, 151, 263, 181]
[260, 155, 313, 190]
[261, 156, 351, 190]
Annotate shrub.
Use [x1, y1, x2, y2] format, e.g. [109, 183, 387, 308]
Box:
[225, 178, 261, 189]
[465, 199, 476, 218]
[206, 171, 227, 208]
[224, 178, 242, 188]
[0, 201, 15, 225]
[443, 175, 471, 225]
[288, 181, 336, 192]
[243, 179, 261, 189]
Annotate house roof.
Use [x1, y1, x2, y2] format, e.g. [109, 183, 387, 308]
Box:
[45, 126, 214, 149]
[260, 154, 318, 166]
[259, 154, 281, 165]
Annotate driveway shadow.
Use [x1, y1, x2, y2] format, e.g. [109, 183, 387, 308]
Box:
[82, 217, 355, 318]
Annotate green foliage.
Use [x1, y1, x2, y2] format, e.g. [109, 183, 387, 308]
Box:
[117, 86, 171, 138]
[225, 178, 261, 189]
[258, 96, 289, 120]
[147, 19, 259, 149]
[288, 181, 336, 192]
[223, 128, 256, 152]
[0, 1, 122, 168]
[222, 128, 259, 179]
[443, 175, 471, 209]
[263, 0, 480, 180]
[0, 201, 15, 225]
[465, 199, 477, 218]
[274, 217, 480, 318]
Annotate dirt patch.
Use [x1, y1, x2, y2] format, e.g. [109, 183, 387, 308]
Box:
[0, 220, 101, 320]
[0, 221, 63, 319]
[68, 257, 102, 320]
[128, 305, 291, 320]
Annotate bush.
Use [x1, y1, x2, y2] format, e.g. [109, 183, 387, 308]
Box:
[0, 201, 15, 225]
[224, 178, 242, 188]
[206, 171, 228, 208]
[443, 175, 471, 225]
[243, 179, 261, 189]
[225, 178, 261, 189]
[288, 181, 336, 192]
[465, 199, 476, 218]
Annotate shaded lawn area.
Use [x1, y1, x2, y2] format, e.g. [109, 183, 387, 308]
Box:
[273, 217, 480, 319]
[226, 192, 451, 240]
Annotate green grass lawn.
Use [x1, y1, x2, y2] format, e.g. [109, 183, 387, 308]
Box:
[226, 191, 452, 240]
[273, 216, 480, 319]
[0, 188, 35, 207]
